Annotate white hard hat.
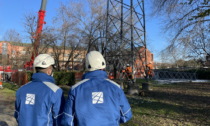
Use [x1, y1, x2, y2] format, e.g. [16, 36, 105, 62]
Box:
[127, 64, 130, 66]
[34, 54, 55, 68]
[85, 51, 106, 71]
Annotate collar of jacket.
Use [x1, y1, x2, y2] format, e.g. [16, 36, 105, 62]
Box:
[82, 70, 108, 79]
[32, 72, 55, 83]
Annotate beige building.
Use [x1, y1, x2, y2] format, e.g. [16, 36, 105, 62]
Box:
[0, 41, 154, 76]
[0, 41, 86, 71]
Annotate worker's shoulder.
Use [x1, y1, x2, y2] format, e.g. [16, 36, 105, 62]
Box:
[17, 81, 32, 90]
[105, 79, 121, 89]
[42, 81, 61, 93]
[71, 79, 90, 90]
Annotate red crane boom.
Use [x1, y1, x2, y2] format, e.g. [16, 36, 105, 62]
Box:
[24, 0, 47, 70]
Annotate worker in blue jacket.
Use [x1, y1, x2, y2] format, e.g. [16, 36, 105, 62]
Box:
[61, 51, 132, 126]
[14, 54, 65, 126]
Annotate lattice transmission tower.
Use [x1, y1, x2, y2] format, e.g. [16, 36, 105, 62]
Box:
[105, 0, 147, 79]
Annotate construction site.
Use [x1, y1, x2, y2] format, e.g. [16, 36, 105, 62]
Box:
[0, 0, 210, 125]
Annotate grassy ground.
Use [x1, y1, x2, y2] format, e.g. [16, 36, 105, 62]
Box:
[1, 81, 210, 126]
[0, 83, 18, 126]
[121, 81, 210, 126]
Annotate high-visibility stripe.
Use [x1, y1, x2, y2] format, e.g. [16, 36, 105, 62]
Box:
[43, 81, 60, 93]
[71, 79, 89, 90]
[106, 79, 121, 88]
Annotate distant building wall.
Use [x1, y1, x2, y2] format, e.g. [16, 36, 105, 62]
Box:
[0, 41, 86, 70]
[134, 47, 154, 78]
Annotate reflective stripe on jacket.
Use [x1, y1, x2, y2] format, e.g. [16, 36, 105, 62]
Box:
[14, 72, 65, 126]
[62, 70, 132, 126]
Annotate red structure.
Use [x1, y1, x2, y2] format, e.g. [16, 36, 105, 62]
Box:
[0, 65, 15, 82]
[24, 0, 47, 69]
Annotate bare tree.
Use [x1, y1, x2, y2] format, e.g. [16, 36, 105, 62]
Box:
[151, 0, 210, 59]
[23, 12, 37, 44]
[42, 28, 63, 71]
[62, 0, 108, 53]
[43, 0, 108, 71]
[45, 2, 87, 71]
[3, 29, 22, 42]
[22, 12, 55, 65]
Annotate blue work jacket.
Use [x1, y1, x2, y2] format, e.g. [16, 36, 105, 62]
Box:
[62, 70, 132, 126]
[14, 72, 65, 126]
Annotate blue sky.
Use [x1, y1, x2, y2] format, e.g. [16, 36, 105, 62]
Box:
[0, 0, 167, 62]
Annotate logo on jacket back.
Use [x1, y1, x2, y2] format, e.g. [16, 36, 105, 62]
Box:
[25, 94, 35, 105]
[92, 92, 103, 104]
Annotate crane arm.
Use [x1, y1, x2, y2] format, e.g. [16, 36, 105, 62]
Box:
[24, 0, 48, 69]
[32, 0, 48, 61]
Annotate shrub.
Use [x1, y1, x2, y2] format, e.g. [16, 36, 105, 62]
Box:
[195, 69, 210, 79]
[12, 71, 76, 86]
[2, 82, 19, 91]
[53, 72, 75, 86]
[28, 71, 76, 86]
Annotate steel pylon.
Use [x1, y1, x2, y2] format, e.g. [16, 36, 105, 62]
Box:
[105, 0, 147, 80]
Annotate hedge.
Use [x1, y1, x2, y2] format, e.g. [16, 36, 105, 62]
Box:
[2, 82, 19, 91]
[53, 71, 75, 86]
[195, 69, 210, 79]
[12, 71, 76, 86]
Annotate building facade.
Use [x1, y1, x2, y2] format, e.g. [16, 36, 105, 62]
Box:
[0, 41, 154, 79]
[0, 41, 86, 71]
[134, 47, 154, 78]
